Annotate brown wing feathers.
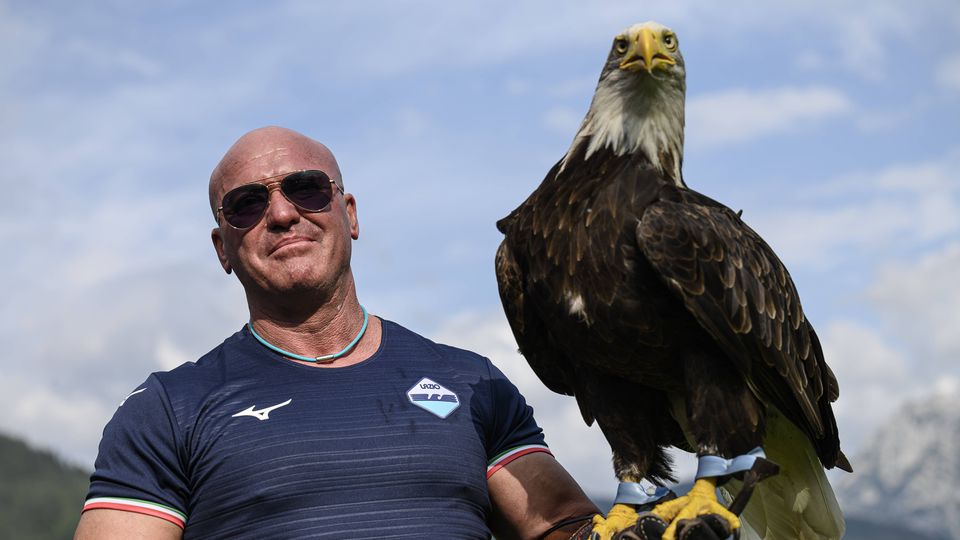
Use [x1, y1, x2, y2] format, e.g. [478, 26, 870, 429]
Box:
[637, 192, 848, 469]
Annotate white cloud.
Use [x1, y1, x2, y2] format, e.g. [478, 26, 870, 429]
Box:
[819, 320, 917, 451]
[839, 17, 888, 81]
[1, 262, 248, 468]
[816, 242, 960, 453]
[934, 375, 960, 397]
[271, 1, 941, 82]
[156, 334, 193, 371]
[780, 1, 941, 81]
[288, 2, 694, 78]
[746, 199, 915, 268]
[870, 159, 957, 191]
[0, 373, 111, 468]
[823, 320, 907, 381]
[746, 148, 960, 270]
[868, 242, 960, 370]
[936, 52, 960, 91]
[686, 86, 852, 147]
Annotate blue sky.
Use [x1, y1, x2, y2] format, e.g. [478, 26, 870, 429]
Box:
[2, 1, 958, 497]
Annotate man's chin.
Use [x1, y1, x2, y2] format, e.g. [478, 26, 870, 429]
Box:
[268, 277, 331, 297]
[237, 258, 348, 307]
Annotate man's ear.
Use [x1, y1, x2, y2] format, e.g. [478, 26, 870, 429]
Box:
[211, 228, 232, 274]
[344, 193, 360, 240]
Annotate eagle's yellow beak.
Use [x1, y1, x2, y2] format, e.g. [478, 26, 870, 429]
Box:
[620, 28, 675, 73]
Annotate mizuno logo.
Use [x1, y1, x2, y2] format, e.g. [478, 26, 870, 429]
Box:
[232, 398, 293, 421]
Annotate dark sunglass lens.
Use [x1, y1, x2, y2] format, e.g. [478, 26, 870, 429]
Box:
[222, 184, 268, 228]
[282, 171, 332, 211]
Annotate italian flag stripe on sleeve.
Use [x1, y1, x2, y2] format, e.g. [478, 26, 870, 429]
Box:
[83, 497, 186, 529]
[486, 444, 553, 478]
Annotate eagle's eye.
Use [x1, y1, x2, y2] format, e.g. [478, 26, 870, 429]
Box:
[614, 37, 629, 55]
[663, 33, 678, 51]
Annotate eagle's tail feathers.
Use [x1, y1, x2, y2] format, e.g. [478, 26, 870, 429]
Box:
[722, 411, 844, 540]
[835, 450, 852, 473]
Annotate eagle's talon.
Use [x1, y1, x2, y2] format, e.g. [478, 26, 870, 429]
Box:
[650, 478, 740, 540]
[591, 503, 640, 540]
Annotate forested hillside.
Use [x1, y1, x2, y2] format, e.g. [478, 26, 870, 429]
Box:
[0, 433, 89, 539]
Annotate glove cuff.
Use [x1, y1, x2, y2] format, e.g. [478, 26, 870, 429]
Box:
[567, 520, 593, 540]
[695, 446, 766, 480]
[614, 482, 675, 506]
[539, 514, 596, 539]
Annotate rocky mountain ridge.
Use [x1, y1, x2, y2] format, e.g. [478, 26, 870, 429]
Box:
[836, 390, 960, 539]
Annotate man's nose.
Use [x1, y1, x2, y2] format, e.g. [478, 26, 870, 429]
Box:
[263, 187, 300, 229]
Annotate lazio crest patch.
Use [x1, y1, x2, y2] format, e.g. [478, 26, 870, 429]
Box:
[407, 377, 460, 418]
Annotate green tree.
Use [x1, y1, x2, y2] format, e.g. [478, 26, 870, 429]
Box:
[0, 433, 90, 540]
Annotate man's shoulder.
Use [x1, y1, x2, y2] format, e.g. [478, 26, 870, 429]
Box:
[382, 318, 491, 372]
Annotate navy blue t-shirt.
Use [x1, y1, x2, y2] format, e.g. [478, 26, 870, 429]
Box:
[84, 319, 550, 539]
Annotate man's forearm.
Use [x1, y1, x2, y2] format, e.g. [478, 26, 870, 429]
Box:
[487, 452, 599, 540]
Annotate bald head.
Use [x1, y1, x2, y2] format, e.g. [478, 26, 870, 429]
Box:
[209, 126, 344, 220]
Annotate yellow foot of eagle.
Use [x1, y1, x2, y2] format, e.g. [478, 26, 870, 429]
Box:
[590, 503, 639, 540]
[651, 478, 740, 540]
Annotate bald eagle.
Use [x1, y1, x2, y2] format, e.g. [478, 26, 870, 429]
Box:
[495, 22, 851, 540]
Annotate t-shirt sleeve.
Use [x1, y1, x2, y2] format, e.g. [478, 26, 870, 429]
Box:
[482, 361, 552, 478]
[83, 375, 189, 529]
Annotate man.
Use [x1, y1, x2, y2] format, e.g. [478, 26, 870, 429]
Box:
[75, 127, 732, 540]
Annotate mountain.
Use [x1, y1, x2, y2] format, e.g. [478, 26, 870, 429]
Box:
[844, 515, 949, 540]
[0, 432, 90, 540]
[836, 390, 960, 540]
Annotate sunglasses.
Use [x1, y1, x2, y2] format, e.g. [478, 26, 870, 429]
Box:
[217, 170, 339, 229]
